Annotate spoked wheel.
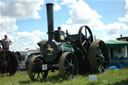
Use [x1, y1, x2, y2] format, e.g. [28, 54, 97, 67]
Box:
[59, 52, 78, 79]
[88, 40, 109, 73]
[28, 55, 48, 81]
[0, 50, 18, 76]
[78, 25, 93, 54]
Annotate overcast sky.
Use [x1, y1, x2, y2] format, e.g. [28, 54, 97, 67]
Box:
[0, 0, 128, 51]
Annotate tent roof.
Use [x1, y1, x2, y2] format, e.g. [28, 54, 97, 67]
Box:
[105, 40, 128, 48]
[117, 36, 128, 40]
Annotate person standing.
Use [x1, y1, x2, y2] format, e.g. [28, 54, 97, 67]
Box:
[1, 35, 12, 50]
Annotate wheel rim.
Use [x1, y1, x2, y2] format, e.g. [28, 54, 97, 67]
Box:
[88, 40, 109, 73]
[59, 52, 78, 79]
[96, 41, 109, 72]
[28, 56, 48, 81]
[78, 25, 93, 54]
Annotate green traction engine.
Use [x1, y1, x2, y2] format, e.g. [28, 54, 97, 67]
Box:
[27, 3, 109, 81]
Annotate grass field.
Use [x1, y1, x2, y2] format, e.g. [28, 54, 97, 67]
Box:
[0, 69, 128, 85]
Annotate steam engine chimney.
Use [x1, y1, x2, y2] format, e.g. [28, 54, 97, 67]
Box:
[46, 3, 54, 41]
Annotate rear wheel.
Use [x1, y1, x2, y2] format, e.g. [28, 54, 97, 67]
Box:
[88, 40, 109, 73]
[59, 52, 78, 79]
[0, 50, 18, 76]
[28, 55, 48, 81]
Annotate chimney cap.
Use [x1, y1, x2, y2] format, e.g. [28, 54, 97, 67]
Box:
[46, 3, 53, 5]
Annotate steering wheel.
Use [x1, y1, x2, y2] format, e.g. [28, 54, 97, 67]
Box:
[78, 25, 93, 54]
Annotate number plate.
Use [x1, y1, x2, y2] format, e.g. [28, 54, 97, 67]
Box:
[42, 64, 47, 71]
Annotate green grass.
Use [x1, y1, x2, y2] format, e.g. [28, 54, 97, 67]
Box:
[0, 69, 128, 85]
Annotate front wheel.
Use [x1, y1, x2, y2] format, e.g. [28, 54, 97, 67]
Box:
[59, 52, 78, 79]
[28, 55, 48, 81]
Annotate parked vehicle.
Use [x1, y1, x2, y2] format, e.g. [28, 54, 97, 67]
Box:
[27, 3, 109, 81]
